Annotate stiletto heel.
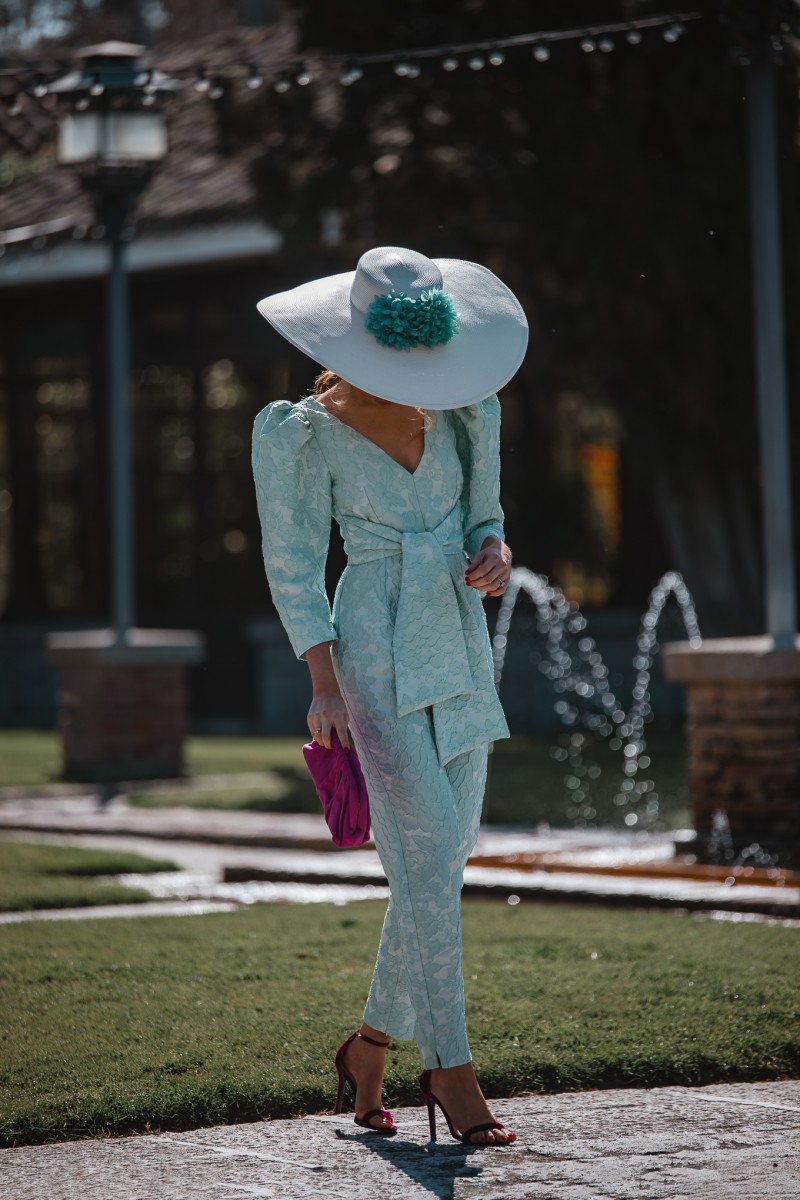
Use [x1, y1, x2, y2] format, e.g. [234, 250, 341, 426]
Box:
[334, 1031, 397, 1135]
[426, 1095, 437, 1143]
[334, 1071, 346, 1115]
[419, 1068, 510, 1147]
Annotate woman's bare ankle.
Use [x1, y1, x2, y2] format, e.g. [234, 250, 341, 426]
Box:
[359, 1021, 389, 1044]
[431, 1061, 474, 1081]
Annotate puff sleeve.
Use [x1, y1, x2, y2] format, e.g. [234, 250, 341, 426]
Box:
[447, 394, 506, 559]
[252, 400, 338, 660]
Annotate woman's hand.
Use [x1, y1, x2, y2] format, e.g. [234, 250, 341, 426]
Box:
[465, 536, 512, 598]
[307, 686, 351, 750]
[304, 641, 351, 749]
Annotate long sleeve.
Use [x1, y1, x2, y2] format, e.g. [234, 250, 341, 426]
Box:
[252, 400, 338, 660]
[447, 394, 506, 559]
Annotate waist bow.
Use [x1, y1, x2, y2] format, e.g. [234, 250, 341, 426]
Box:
[345, 505, 476, 719]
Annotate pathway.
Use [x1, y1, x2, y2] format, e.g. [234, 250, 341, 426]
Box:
[2, 1079, 798, 1199]
[1, 795, 798, 919]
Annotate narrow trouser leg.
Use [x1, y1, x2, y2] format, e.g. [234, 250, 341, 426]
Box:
[359, 722, 489, 1068]
[364, 743, 488, 1040]
[362, 897, 417, 1040]
[449, 743, 489, 865]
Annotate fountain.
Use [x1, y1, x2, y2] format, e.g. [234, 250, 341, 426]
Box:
[489, 566, 792, 873]
[491, 567, 701, 833]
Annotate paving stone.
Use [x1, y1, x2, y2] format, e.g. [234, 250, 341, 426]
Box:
[2, 1079, 799, 1200]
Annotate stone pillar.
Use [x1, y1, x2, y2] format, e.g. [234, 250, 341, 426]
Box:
[46, 628, 205, 782]
[662, 636, 800, 867]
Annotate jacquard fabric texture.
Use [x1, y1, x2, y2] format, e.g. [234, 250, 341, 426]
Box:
[252, 393, 510, 1068]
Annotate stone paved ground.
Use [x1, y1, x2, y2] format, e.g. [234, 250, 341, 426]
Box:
[3, 1079, 799, 1200]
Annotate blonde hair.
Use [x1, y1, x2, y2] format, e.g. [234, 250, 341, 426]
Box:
[313, 369, 341, 396]
[310, 369, 431, 430]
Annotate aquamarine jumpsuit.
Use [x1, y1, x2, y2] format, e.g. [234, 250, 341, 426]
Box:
[252, 393, 510, 1069]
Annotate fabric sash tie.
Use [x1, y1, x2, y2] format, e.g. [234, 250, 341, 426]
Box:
[343, 503, 506, 764]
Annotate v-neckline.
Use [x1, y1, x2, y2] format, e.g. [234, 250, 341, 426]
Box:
[308, 396, 429, 478]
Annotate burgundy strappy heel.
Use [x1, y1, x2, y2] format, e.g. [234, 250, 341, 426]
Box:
[419, 1069, 511, 1146]
[334, 1031, 397, 1135]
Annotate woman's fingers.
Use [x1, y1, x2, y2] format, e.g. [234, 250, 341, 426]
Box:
[334, 717, 351, 751]
[307, 718, 327, 747]
[307, 699, 350, 750]
[465, 550, 510, 592]
[465, 550, 492, 582]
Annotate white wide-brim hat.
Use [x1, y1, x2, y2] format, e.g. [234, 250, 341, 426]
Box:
[256, 246, 529, 410]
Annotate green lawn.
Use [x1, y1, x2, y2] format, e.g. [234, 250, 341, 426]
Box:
[0, 729, 691, 830]
[0, 899, 796, 1147]
[0, 730, 64, 787]
[0, 840, 179, 913]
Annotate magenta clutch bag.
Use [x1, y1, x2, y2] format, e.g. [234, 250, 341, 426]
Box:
[302, 730, 371, 848]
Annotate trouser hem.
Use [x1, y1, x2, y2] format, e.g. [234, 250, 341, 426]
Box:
[419, 1049, 473, 1070]
[362, 1000, 416, 1043]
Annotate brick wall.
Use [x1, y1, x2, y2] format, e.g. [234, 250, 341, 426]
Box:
[663, 637, 800, 866]
[686, 680, 800, 855]
[55, 661, 191, 780]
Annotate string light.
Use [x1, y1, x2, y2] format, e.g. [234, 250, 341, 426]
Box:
[339, 64, 363, 85]
[0, 11, 756, 111]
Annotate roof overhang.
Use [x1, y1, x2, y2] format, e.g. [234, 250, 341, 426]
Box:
[0, 218, 282, 288]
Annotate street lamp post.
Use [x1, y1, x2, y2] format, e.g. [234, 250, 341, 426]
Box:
[46, 44, 203, 787]
[51, 41, 177, 644]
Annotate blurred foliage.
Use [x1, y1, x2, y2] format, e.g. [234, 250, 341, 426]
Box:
[0, 0, 281, 49]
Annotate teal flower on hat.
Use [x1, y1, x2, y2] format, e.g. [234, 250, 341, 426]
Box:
[365, 287, 460, 351]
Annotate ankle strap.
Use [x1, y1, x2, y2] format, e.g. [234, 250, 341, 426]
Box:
[357, 1031, 391, 1048]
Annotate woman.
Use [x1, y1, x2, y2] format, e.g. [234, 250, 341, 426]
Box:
[252, 246, 528, 1146]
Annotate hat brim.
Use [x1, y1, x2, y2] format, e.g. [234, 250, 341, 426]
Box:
[256, 258, 528, 409]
